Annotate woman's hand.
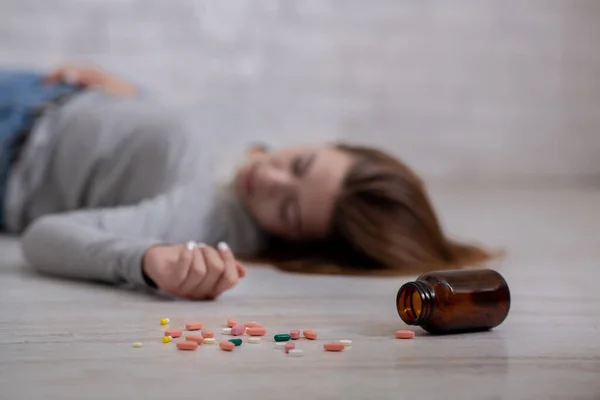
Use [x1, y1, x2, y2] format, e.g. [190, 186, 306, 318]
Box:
[44, 64, 139, 97]
[142, 242, 247, 300]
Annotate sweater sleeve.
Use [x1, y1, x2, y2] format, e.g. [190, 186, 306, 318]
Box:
[20, 190, 191, 288]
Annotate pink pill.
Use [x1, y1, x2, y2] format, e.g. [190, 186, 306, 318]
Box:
[284, 343, 296, 354]
[226, 318, 237, 327]
[289, 330, 301, 340]
[394, 330, 415, 339]
[244, 321, 263, 328]
[231, 325, 246, 336]
[247, 327, 267, 336]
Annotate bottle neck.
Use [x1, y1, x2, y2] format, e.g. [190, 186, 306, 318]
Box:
[397, 280, 435, 325]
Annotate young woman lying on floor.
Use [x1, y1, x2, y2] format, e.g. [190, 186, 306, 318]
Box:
[0, 64, 493, 300]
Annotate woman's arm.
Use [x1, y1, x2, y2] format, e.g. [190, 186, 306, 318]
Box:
[20, 191, 245, 298]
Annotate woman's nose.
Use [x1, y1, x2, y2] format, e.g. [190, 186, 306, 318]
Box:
[261, 166, 292, 194]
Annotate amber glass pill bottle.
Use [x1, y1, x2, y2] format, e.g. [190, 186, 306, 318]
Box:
[396, 269, 510, 334]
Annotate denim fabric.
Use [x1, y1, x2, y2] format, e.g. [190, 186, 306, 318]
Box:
[0, 70, 77, 228]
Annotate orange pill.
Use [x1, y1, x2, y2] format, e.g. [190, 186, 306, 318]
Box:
[246, 327, 267, 336]
[219, 341, 235, 351]
[201, 330, 214, 338]
[324, 342, 345, 352]
[394, 330, 415, 339]
[303, 329, 318, 340]
[226, 318, 237, 327]
[165, 329, 182, 338]
[244, 321, 263, 328]
[176, 340, 198, 351]
[185, 322, 204, 331]
[186, 335, 204, 344]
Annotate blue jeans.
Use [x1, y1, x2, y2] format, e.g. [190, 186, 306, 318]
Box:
[0, 70, 77, 229]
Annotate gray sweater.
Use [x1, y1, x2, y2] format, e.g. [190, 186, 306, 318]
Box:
[5, 91, 266, 288]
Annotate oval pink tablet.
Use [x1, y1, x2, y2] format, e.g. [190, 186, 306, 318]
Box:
[244, 321, 263, 328]
[289, 330, 301, 340]
[303, 329, 317, 340]
[284, 343, 296, 354]
[165, 329, 182, 338]
[324, 342, 345, 352]
[201, 329, 214, 338]
[226, 318, 237, 327]
[185, 335, 204, 344]
[185, 322, 203, 331]
[219, 341, 235, 351]
[394, 330, 415, 339]
[246, 327, 267, 336]
[176, 340, 198, 351]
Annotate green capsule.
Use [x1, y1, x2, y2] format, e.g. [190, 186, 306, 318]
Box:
[229, 338, 242, 346]
[274, 334, 291, 342]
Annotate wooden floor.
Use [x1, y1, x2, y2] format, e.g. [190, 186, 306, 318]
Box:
[1, 186, 599, 400]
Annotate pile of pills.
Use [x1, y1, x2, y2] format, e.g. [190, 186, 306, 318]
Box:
[130, 317, 415, 357]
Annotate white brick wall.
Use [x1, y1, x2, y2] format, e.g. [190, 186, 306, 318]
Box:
[1, 0, 599, 181]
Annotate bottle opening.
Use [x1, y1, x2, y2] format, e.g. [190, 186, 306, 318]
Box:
[398, 285, 422, 322]
[396, 281, 434, 325]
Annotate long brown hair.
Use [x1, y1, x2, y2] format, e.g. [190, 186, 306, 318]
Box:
[255, 143, 496, 275]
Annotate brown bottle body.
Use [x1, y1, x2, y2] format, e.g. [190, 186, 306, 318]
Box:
[396, 269, 510, 334]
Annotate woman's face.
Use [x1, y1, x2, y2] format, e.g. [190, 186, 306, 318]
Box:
[234, 145, 353, 241]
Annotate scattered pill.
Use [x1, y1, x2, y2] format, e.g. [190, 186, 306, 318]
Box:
[231, 325, 246, 336]
[176, 340, 199, 351]
[284, 343, 296, 354]
[324, 342, 345, 352]
[162, 336, 172, 343]
[247, 337, 261, 344]
[201, 329, 214, 338]
[185, 322, 203, 331]
[226, 318, 237, 327]
[394, 330, 415, 339]
[246, 327, 267, 336]
[340, 339, 353, 346]
[274, 334, 291, 342]
[274, 342, 287, 349]
[160, 318, 170, 325]
[165, 329, 182, 338]
[303, 329, 318, 340]
[132, 342, 143, 348]
[186, 335, 204, 344]
[221, 327, 232, 335]
[219, 341, 235, 351]
[288, 349, 304, 357]
[229, 338, 242, 346]
[204, 338, 217, 344]
[289, 330, 301, 340]
[244, 321, 262, 328]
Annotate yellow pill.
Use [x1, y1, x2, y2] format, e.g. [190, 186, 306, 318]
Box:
[162, 336, 172, 343]
[160, 318, 170, 325]
[132, 342, 143, 348]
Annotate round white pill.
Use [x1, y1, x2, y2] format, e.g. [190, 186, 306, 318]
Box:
[247, 337, 261, 344]
[132, 342, 143, 348]
[340, 339, 353, 346]
[221, 327, 232, 335]
[203, 338, 217, 344]
[288, 349, 304, 357]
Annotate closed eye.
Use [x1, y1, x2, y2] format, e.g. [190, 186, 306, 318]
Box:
[291, 153, 316, 177]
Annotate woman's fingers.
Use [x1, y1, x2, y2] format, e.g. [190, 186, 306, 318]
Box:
[177, 244, 207, 297]
[161, 242, 194, 294]
[193, 244, 226, 298]
[211, 242, 241, 298]
[236, 261, 247, 279]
